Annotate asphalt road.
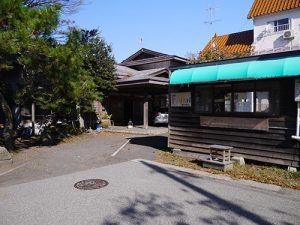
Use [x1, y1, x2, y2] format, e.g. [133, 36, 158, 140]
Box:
[0, 132, 168, 187]
[0, 132, 299, 225]
[0, 159, 299, 225]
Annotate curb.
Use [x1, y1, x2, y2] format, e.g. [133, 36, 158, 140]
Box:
[132, 159, 283, 192]
[0, 147, 11, 159]
[102, 129, 168, 135]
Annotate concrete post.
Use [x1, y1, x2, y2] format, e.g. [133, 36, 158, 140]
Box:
[31, 102, 35, 135]
[143, 96, 149, 129]
[76, 105, 85, 129]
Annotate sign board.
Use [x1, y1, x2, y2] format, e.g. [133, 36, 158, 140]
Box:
[200, 116, 269, 131]
[295, 79, 300, 102]
[171, 92, 191, 107]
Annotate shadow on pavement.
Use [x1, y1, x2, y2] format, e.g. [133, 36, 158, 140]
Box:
[140, 161, 273, 225]
[100, 161, 298, 225]
[101, 193, 189, 225]
[129, 135, 169, 151]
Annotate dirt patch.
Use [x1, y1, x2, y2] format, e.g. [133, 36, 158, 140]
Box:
[13, 131, 130, 151]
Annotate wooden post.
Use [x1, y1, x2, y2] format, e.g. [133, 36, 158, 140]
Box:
[143, 96, 149, 129]
[31, 102, 35, 136]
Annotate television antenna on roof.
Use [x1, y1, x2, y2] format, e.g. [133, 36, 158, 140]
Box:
[204, 6, 221, 25]
[204, 3, 221, 52]
[139, 37, 143, 47]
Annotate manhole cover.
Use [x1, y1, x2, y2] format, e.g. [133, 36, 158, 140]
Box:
[74, 179, 108, 190]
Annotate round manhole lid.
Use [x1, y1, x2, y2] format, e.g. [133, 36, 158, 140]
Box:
[74, 179, 108, 190]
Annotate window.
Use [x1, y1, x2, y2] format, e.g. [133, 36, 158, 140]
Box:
[195, 86, 212, 113]
[256, 92, 270, 112]
[194, 82, 274, 115]
[160, 94, 169, 108]
[213, 85, 232, 113]
[154, 94, 169, 108]
[270, 18, 290, 32]
[234, 92, 254, 112]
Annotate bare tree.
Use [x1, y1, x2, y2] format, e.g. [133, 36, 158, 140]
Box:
[185, 51, 199, 64]
[23, 0, 85, 14]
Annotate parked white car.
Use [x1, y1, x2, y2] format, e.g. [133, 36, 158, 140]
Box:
[153, 108, 168, 125]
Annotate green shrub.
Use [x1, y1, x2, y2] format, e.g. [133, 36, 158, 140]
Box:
[101, 119, 111, 128]
[101, 112, 112, 120]
[40, 123, 82, 145]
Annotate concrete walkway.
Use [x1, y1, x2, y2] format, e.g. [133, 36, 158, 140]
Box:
[104, 125, 168, 135]
[1, 159, 299, 225]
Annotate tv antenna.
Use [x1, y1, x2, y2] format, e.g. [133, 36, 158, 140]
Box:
[139, 37, 143, 47]
[204, 6, 221, 25]
[204, 4, 221, 51]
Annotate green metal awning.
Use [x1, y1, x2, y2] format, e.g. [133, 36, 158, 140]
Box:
[170, 55, 300, 85]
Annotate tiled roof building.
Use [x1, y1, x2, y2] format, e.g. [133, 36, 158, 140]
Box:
[248, 0, 300, 18]
[201, 30, 254, 56]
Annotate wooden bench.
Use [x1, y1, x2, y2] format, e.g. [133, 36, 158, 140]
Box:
[209, 145, 232, 163]
[172, 146, 234, 171]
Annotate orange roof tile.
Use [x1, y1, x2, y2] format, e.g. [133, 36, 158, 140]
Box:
[201, 30, 254, 55]
[248, 0, 300, 18]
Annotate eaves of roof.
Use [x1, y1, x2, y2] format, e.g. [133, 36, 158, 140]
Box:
[116, 68, 168, 83]
[121, 48, 168, 63]
[115, 65, 138, 76]
[120, 55, 188, 67]
[247, 0, 300, 18]
[116, 77, 169, 88]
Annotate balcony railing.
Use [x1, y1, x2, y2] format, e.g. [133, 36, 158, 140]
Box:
[273, 24, 290, 32]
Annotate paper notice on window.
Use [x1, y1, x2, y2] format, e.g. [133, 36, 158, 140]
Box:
[171, 92, 191, 107]
[295, 79, 300, 102]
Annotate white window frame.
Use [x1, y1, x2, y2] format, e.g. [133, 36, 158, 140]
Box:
[268, 18, 290, 33]
[292, 79, 300, 141]
[292, 102, 300, 141]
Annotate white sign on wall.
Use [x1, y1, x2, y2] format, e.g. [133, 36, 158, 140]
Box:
[295, 79, 300, 102]
[292, 102, 300, 141]
[292, 79, 300, 140]
[171, 92, 192, 107]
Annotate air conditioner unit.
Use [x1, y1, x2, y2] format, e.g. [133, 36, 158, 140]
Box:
[283, 30, 295, 39]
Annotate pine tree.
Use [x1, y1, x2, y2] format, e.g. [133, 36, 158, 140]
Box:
[0, 0, 116, 147]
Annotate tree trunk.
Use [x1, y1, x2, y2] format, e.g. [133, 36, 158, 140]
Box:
[0, 92, 15, 150]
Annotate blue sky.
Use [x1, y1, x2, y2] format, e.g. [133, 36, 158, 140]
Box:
[69, 0, 254, 63]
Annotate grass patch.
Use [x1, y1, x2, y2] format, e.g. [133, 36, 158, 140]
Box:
[156, 151, 300, 190]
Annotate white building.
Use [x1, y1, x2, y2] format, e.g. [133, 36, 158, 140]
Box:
[248, 0, 300, 55]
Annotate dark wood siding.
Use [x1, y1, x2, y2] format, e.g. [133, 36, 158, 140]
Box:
[168, 79, 300, 168]
[131, 61, 171, 71]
